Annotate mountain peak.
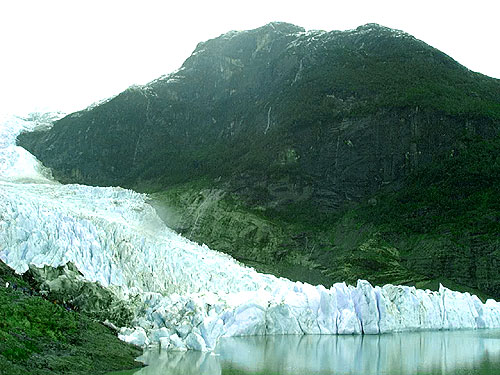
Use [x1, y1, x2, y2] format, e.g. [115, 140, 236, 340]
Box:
[353, 23, 412, 38]
[260, 21, 305, 34]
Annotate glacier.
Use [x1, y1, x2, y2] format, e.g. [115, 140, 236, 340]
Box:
[1, 113, 500, 351]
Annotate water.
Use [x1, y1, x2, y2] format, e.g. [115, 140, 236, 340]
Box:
[122, 330, 500, 375]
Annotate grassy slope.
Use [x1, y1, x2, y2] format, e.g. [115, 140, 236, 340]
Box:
[0, 261, 142, 375]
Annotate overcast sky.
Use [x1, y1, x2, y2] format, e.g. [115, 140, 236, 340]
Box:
[1, 0, 499, 115]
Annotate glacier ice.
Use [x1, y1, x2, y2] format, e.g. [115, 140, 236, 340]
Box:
[0, 113, 499, 352]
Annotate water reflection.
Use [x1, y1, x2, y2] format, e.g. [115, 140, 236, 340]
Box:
[132, 330, 500, 375]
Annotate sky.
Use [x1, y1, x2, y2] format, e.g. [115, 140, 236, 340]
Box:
[1, 0, 499, 115]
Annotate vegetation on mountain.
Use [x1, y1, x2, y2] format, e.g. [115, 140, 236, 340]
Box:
[348, 134, 500, 297]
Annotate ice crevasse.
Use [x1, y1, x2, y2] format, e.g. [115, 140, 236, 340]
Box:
[1, 114, 499, 352]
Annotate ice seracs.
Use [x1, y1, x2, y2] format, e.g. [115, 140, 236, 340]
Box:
[1, 114, 499, 352]
[127, 280, 500, 351]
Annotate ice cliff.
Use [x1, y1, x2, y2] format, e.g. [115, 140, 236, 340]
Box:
[1, 114, 500, 351]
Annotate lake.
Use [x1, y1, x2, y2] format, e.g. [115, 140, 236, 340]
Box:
[112, 329, 500, 375]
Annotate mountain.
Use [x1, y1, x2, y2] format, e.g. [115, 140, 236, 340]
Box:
[18, 22, 500, 298]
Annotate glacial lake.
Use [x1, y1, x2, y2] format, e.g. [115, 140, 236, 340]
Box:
[112, 329, 500, 375]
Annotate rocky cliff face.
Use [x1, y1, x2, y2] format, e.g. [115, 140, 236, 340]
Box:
[18, 22, 500, 298]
